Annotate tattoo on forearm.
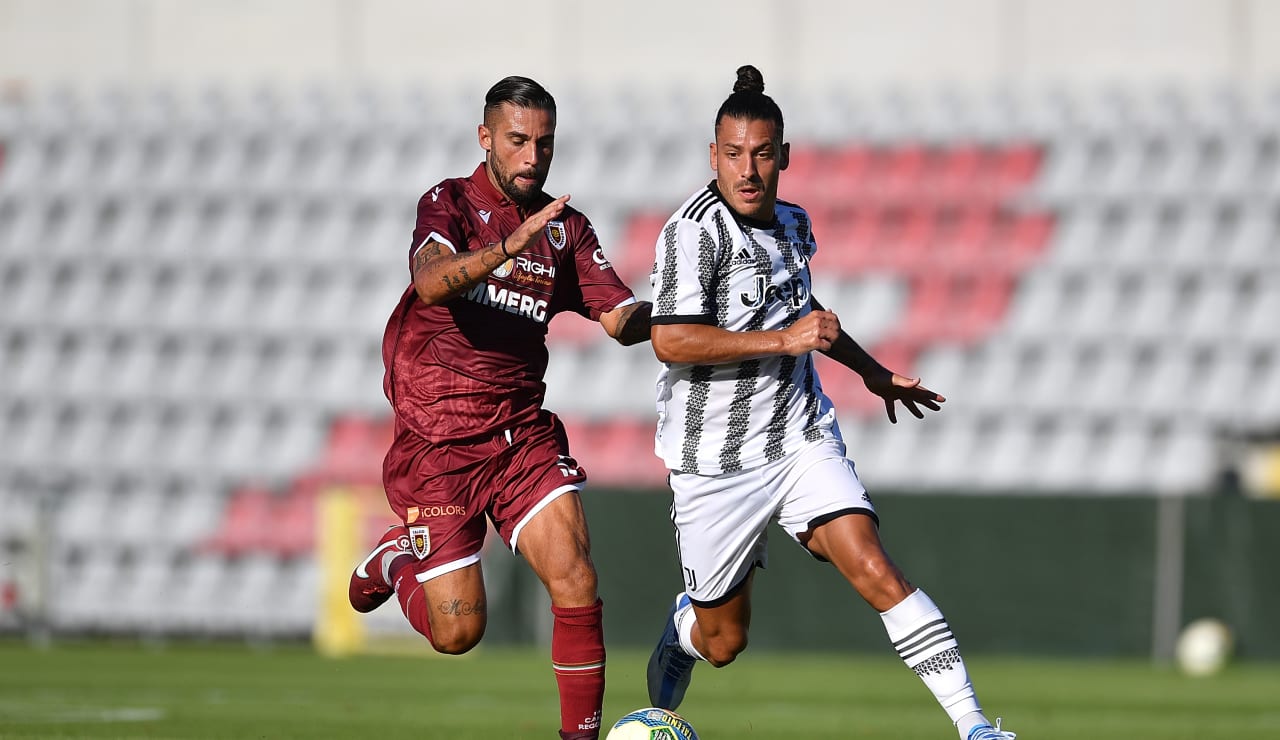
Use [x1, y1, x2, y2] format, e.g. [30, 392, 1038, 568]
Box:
[441, 271, 464, 293]
[413, 242, 445, 276]
[416, 240, 513, 299]
[482, 243, 509, 268]
[438, 598, 486, 617]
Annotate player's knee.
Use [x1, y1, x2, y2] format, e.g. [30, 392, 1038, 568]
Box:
[428, 621, 485, 655]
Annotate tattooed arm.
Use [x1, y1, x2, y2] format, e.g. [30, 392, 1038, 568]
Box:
[411, 238, 510, 305]
[412, 195, 570, 306]
[599, 300, 653, 346]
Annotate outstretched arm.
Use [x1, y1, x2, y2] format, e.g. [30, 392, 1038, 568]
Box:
[413, 195, 570, 306]
[812, 296, 945, 423]
[600, 300, 654, 346]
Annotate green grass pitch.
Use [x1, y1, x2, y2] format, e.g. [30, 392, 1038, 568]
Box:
[0, 640, 1277, 738]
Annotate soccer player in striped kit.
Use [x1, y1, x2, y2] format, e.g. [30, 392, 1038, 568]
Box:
[644, 65, 1016, 740]
[348, 76, 651, 740]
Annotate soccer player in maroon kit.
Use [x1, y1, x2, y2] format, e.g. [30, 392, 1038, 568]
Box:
[348, 76, 651, 739]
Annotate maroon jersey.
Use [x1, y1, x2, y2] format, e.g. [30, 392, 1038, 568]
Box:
[382, 163, 635, 443]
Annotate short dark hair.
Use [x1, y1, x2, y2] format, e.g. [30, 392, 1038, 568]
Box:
[715, 65, 784, 139]
[484, 76, 556, 124]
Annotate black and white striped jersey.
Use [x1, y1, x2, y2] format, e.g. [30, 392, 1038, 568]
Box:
[649, 183, 840, 475]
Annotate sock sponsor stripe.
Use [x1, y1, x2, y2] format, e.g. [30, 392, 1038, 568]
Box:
[553, 661, 606, 673]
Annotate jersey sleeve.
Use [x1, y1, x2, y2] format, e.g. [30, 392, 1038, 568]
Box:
[649, 217, 720, 326]
[803, 209, 819, 262]
[408, 183, 467, 273]
[568, 217, 637, 320]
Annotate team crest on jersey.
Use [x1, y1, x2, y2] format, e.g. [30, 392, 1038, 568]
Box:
[492, 257, 515, 278]
[546, 221, 567, 250]
[409, 526, 430, 559]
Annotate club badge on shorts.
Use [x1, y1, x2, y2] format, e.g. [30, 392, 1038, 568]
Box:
[546, 220, 567, 250]
[409, 525, 430, 559]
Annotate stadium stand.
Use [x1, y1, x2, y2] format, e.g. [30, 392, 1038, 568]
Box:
[1, 83, 1277, 635]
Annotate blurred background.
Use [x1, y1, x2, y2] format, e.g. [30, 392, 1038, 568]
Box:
[1, 0, 1278, 663]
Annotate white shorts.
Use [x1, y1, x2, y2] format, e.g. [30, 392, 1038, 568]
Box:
[667, 437, 877, 605]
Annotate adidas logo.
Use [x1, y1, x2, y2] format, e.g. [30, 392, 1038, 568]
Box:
[732, 246, 754, 263]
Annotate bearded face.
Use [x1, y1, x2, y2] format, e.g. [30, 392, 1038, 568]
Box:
[479, 103, 555, 208]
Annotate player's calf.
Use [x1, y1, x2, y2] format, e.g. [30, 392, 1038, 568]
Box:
[696, 620, 748, 667]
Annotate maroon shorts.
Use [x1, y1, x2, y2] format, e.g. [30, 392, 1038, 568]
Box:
[381, 409, 587, 583]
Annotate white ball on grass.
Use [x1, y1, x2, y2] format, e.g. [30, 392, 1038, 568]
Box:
[1175, 617, 1234, 677]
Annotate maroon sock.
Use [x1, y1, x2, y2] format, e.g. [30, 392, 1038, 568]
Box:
[551, 599, 606, 740]
[390, 556, 433, 644]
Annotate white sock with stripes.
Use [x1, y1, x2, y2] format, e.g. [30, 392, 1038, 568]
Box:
[880, 589, 987, 739]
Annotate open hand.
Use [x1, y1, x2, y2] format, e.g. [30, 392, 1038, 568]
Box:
[863, 369, 946, 423]
[506, 195, 570, 255]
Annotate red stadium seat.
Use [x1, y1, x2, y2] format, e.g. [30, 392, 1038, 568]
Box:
[600, 419, 666, 487]
[1002, 211, 1055, 269]
[267, 484, 316, 558]
[937, 206, 998, 270]
[779, 146, 832, 207]
[872, 145, 929, 207]
[307, 415, 393, 488]
[817, 208, 881, 275]
[617, 212, 669, 286]
[200, 486, 275, 555]
[876, 206, 937, 272]
[827, 145, 875, 204]
[988, 143, 1043, 201]
[557, 417, 665, 487]
[930, 145, 985, 206]
[955, 272, 1015, 344]
[895, 273, 954, 343]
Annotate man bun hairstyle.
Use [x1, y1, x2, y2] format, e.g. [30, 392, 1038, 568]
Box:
[716, 64, 783, 138]
[484, 75, 556, 123]
[733, 64, 766, 94]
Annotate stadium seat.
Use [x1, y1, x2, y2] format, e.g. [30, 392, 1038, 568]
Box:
[1239, 277, 1280, 349]
[267, 484, 318, 558]
[1035, 421, 1097, 492]
[1151, 426, 1218, 493]
[200, 486, 276, 556]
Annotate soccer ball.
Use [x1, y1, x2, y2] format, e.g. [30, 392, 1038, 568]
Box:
[605, 707, 699, 740]
[1175, 617, 1234, 677]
